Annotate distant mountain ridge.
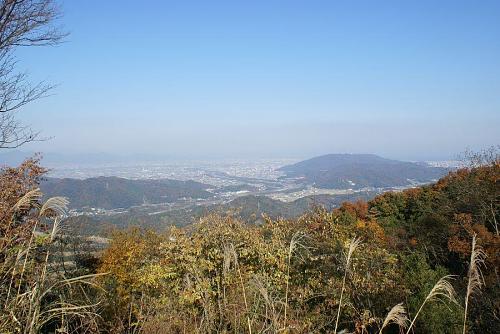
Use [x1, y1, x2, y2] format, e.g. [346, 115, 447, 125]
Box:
[41, 176, 212, 209]
[279, 153, 448, 189]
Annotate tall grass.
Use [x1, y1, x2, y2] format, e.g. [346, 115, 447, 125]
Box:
[334, 237, 362, 334]
[463, 234, 486, 334]
[379, 303, 409, 334]
[227, 243, 252, 334]
[283, 230, 307, 330]
[406, 275, 458, 334]
[1, 191, 103, 333]
[252, 275, 280, 333]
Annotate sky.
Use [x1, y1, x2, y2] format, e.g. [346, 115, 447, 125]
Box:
[14, 0, 500, 161]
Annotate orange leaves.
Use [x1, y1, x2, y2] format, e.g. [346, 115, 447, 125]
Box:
[448, 214, 474, 257]
[448, 213, 499, 286]
[335, 200, 369, 220]
[355, 219, 386, 245]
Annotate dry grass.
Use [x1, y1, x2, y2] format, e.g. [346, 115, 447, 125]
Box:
[379, 303, 408, 334]
[463, 233, 486, 334]
[227, 243, 252, 334]
[12, 188, 42, 213]
[1, 192, 103, 333]
[283, 230, 307, 330]
[334, 237, 362, 334]
[406, 275, 458, 334]
[39, 196, 69, 218]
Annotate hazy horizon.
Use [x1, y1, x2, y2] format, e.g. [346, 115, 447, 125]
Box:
[12, 0, 500, 160]
[0, 149, 468, 167]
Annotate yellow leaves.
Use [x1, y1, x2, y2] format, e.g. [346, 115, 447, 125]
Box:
[98, 228, 167, 298]
[97, 212, 407, 333]
[356, 220, 366, 229]
[355, 219, 386, 244]
[138, 264, 177, 289]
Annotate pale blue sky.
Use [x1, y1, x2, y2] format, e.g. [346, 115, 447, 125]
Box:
[15, 0, 500, 160]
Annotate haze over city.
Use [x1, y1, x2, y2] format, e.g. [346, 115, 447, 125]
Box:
[13, 0, 500, 161]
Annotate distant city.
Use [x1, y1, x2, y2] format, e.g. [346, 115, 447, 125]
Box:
[0, 151, 465, 224]
[45, 159, 462, 181]
[41, 158, 462, 214]
[45, 159, 297, 184]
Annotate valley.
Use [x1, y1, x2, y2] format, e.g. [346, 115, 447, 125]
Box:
[39, 154, 452, 234]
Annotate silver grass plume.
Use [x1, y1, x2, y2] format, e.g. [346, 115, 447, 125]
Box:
[406, 275, 458, 334]
[39, 196, 69, 242]
[39, 196, 69, 217]
[345, 237, 362, 267]
[13, 188, 42, 213]
[288, 231, 308, 259]
[379, 303, 409, 334]
[40, 197, 68, 243]
[463, 234, 486, 334]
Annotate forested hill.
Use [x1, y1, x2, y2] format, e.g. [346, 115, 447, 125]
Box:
[65, 191, 379, 236]
[279, 153, 448, 189]
[41, 176, 212, 209]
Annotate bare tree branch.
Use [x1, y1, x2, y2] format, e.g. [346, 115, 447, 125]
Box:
[0, 0, 66, 149]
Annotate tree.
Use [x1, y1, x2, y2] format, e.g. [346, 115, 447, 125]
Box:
[0, 0, 66, 149]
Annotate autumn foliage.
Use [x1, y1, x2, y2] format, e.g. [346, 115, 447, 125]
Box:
[0, 153, 498, 333]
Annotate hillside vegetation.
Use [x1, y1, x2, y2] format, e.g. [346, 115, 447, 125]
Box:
[279, 154, 448, 189]
[0, 153, 498, 333]
[41, 176, 212, 209]
[65, 192, 378, 236]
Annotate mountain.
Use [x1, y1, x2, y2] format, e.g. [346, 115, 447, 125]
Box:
[41, 176, 212, 209]
[279, 154, 448, 189]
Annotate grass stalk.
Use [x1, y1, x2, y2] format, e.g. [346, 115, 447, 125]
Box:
[283, 231, 306, 329]
[229, 244, 252, 334]
[463, 234, 486, 334]
[406, 275, 457, 334]
[378, 303, 408, 334]
[334, 237, 361, 334]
